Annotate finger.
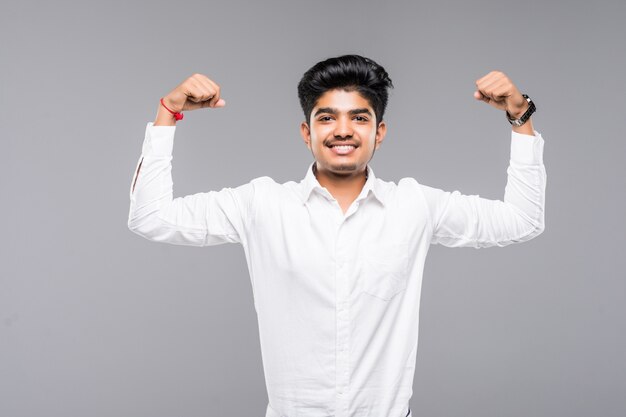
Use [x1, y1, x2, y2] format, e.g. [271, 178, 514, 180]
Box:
[196, 76, 213, 92]
[205, 78, 221, 107]
[492, 84, 512, 99]
[477, 70, 505, 87]
[195, 75, 217, 101]
[477, 76, 502, 98]
[200, 96, 226, 109]
[486, 79, 512, 101]
[476, 70, 498, 86]
[197, 78, 220, 108]
[474, 90, 493, 105]
[475, 79, 492, 98]
[480, 83, 508, 103]
[187, 79, 208, 103]
[194, 77, 218, 105]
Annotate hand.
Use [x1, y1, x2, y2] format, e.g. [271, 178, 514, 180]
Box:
[474, 71, 528, 118]
[162, 73, 226, 113]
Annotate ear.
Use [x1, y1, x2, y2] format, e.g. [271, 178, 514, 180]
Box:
[374, 121, 387, 150]
[300, 121, 312, 150]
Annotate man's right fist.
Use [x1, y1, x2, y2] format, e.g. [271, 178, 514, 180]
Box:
[162, 73, 226, 113]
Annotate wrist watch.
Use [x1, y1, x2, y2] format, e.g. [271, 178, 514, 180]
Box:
[506, 94, 536, 126]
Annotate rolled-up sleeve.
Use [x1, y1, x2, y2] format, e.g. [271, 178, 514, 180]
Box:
[127, 122, 256, 247]
[421, 130, 546, 248]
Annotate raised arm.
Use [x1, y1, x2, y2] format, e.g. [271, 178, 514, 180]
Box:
[127, 74, 256, 247]
[422, 71, 546, 248]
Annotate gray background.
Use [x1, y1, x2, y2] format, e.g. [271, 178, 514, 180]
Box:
[1, 0, 625, 416]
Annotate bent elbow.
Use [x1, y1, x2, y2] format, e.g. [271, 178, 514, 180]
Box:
[127, 206, 162, 242]
[127, 215, 152, 240]
[492, 206, 545, 247]
[127, 211, 208, 247]
[517, 213, 545, 244]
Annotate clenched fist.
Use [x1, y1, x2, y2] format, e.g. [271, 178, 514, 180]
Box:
[165, 73, 225, 111]
[474, 71, 528, 119]
[154, 74, 225, 126]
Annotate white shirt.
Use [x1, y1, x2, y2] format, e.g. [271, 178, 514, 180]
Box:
[128, 122, 546, 417]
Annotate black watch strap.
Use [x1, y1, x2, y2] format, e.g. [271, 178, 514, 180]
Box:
[506, 94, 536, 126]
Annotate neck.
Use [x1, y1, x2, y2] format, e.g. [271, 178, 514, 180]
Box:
[313, 162, 368, 202]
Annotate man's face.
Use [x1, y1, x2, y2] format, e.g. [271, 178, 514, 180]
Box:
[300, 89, 387, 178]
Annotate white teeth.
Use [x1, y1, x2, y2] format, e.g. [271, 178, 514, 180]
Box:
[331, 145, 356, 155]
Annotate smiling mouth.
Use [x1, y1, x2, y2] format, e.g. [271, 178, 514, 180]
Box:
[329, 144, 357, 155]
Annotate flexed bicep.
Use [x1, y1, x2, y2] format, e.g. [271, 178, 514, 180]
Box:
[424, 186, 544, 248]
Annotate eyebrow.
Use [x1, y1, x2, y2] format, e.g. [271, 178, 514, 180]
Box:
[313, 107, 372, 117]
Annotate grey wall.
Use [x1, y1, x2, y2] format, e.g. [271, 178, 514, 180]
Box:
[2, 1, 625, 416]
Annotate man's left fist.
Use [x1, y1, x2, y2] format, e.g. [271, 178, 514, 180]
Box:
[474, 71, 528, 118]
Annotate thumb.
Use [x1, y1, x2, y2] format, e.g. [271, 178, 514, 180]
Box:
[213, 98, 226, 108]
[474, 90, 490, 103]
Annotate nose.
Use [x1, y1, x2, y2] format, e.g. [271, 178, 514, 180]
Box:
[333, 116, 353, 138]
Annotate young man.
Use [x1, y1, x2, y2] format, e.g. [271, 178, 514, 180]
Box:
[128, 55, 545, 417]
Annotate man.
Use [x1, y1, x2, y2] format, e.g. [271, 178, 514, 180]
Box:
[128, 55, 545, 417]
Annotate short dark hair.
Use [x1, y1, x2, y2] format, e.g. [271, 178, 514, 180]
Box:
[297, 54, 394, 125]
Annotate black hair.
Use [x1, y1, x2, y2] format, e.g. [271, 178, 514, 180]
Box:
[297, 54, 394, 126]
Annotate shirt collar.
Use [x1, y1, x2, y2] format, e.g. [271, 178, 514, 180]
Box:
[299, 162, 388, 207]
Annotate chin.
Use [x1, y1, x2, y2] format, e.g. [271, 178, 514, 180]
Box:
[329, 162, 359, 173]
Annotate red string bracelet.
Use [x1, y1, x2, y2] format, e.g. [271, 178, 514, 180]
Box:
[160, 98, 184, 120]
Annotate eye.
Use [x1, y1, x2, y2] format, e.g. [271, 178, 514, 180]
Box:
[353, 115, 369, 122]
[318, 116, 334, 122]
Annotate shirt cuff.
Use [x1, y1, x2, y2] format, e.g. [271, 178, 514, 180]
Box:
[141, 121, 176, 157]
[510, 129, 544, 165]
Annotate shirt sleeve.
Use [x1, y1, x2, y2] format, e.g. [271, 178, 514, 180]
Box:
[127, 122, 256, 247]
[420, 130, 546, 248]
